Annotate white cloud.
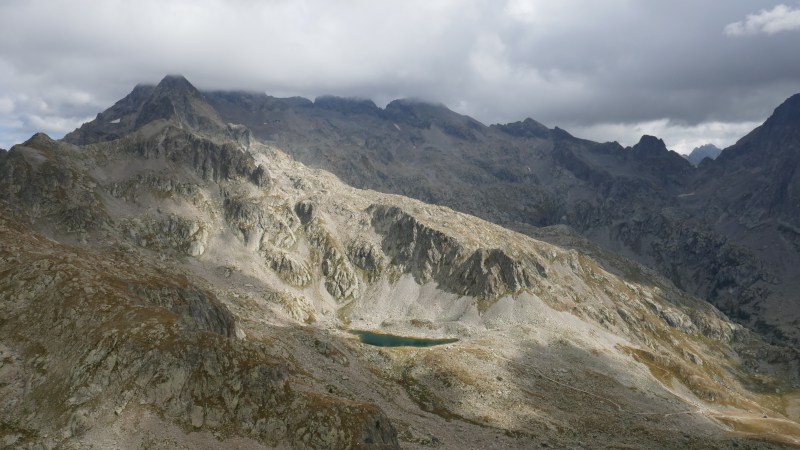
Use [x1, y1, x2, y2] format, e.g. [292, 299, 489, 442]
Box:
[0, 97, 13, 114]
[0, 1, 798, 151]
[27, 114, 92, 135]
[724, 4, 800, 36]
[569, 119, 762, 154]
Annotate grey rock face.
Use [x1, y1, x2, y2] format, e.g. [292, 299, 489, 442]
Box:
[266, 291, 316, 323]
[370, 205, 545, 300]
[0, 134, 108, 232]
[134, 126, 257, 182]
[128, 284, 236, 336]
[109, 173, 199, 200]
[347, 240, 385, 282]
[305, 218, 360, 301]
[251, 163, 272, 188]
[64, 75, 230, 144]
[123, 215, 209, 256]
[264, 250, 313, 287]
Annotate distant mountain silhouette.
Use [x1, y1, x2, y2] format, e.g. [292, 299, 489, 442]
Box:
[685, 144, 721, 166]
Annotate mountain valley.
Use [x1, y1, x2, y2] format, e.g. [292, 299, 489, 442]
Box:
[1, 75, 800, 448]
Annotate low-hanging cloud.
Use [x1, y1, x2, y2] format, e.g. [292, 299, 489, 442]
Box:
[724, 4, 800, 36]
[0, 0, 799, 152]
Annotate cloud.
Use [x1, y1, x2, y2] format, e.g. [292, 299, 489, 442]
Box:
[0, 97, 14, 114]
[570, 119, 762, 154]
[724, 4, 800, 36]
[0, 1, 798, 151]
[27, 114, 92, 135]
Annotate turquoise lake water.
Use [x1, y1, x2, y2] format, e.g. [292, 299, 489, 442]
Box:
[350, 330, 459, 347]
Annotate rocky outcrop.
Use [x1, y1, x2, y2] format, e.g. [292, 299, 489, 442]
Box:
[224, 195, 269, 244]
[264, 250, 312, 287]
[266, 291, 317, 323]
[224, 196, 299, 248]
[251, 163, 272, 189]
[369, 205, 545, 299]
[133, 126, 257, 183]
[123, 214, 209, 256]
[128, 284, 237, 337]
[109, 174, 199, 201]
[305, 218, 360, 301]
[0, 134, 108, 231]
[223, 195, 363, 299]
[492, 117, 552, 139]
[288, 394, 399, 449]
[347, 240, 385, 282]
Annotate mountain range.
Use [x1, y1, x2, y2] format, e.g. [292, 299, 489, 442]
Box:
[2, 75, 800, 448]
[71, 77, 800, 347]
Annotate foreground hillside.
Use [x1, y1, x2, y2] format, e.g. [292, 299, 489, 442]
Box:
[1, 76, 799, 448]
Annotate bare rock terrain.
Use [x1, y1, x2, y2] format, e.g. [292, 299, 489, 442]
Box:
[195, 88, 800, 348]
[2, 76, 800, 448]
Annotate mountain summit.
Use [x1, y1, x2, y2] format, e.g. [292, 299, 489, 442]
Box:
[133, 74, 227, 131]
[716, 92, 800, 164]
[632, 134, 668, 154]
[64, 75, 229, 144]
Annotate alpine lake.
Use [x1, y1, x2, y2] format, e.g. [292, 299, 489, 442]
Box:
[350, 330, 459, 347]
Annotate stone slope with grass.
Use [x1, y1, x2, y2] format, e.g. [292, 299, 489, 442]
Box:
[2, 76, 800, 448]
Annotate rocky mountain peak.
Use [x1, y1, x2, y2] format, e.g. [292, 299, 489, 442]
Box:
[135, 74, 226, 132]
[383, 98, 464, 126]
[493, 117, 551, 139]
[380, 98, 485, 140]
[313, 95, 381, 116]
[714, 92, 800, 165]
[23, 132, 55, 147]
[632, 134, 668, 154]
[550, 126, 575, 140]
[623, 134, 693, 185]
[686, 143, 722, 166]
[63, 75, 231, 145]
[766, 92, 800, 126]
[753, 92, 800, 151]
[154, 74, 196, 91]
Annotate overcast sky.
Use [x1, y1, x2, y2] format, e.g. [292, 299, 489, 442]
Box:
[2, 0, 800, 153]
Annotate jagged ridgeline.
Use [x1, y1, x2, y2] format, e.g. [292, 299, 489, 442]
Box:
[2, 75, 800, 448]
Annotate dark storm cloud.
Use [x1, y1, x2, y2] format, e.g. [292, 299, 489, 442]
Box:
[1, 0, 799, 153]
